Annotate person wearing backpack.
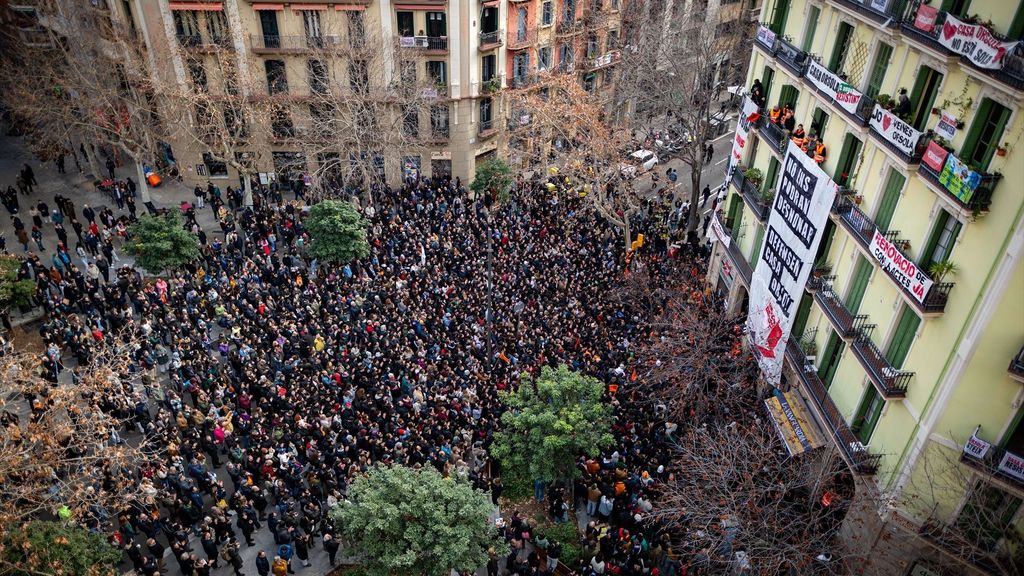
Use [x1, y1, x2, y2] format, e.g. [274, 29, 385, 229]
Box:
[278, 543, 295, 574]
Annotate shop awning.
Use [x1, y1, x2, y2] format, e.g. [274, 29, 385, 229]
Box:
[291, 3, 327, 10]
[169, 2, 223, 10]
[252, 3, 285, 10]
[335, 3, 368, 9]
[764, 390, 824, 457]
[395, 4, 445, 10]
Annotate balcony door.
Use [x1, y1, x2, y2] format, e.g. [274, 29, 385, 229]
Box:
[767, 0, 790, 34]
[818, 330, 844, 390]
[852, 387, 883, 444]
[845, 256, 872, 316]
[873, 169, 905, 234]
[426, 12, 446, 37]
[908, 65, 943, 131]
[303, 10, 322, 46]
[517, 7, 528, 41]
[885, 305, 920, 369]
[259, 10, 279, 47]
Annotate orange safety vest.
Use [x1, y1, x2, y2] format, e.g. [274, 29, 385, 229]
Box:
[814, 142, 827, 164]
[769, 108, 781, 123]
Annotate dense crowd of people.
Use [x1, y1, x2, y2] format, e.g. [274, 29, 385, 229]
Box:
[7, 165, 743, 576]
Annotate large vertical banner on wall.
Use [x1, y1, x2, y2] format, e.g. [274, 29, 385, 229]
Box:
[723, 98, 761, 190]
[747, 141, 838, 384]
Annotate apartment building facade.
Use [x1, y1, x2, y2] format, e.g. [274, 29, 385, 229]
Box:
[706, 0, 1024, 573]
[28, 0, 626, 190]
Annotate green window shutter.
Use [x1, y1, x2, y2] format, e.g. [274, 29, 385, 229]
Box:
[818, 330, 845, 389]
[921, 209, 961, 269]
[909, 66, 943, 131]
[962, 98, 994, 166]
[765, 156, 781, 192]
[964, 99, 1010, 171]
[813, 220, 836, 265]
[886, 305, 921, 369]
[778, 85, 799, 110]
[845, 255, 873, 315]
[727, 195, 743, 238]
[874, 169, 905, 234]
[834, 134, 862, 186]
[941, 0, 972, 18]
[792, 294, 813, 339]
[1010, 2, 1024, 41]
[853, 386, 884, 443]
[750, 223, 765, 266]
[865, 43, 893, 98]
[802, 5, 820, 52]
[769, 0, 790, 34]
[829, 23, 854, 72]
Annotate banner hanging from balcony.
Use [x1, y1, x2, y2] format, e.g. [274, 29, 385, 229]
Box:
[805, 59, 864, 115]
[938, 15, 1019, 70]
[747, 141, 838, 385]
[868, 231, 933, 304]
[756, 25, 776, 50]
[869, 104, 922, 157]
[707, 213, 731, 248]
[764, 390, 824, 457]
[723, 97, 760, 193]
[963, 432, 991, 459]
[938, 151, 982, 203]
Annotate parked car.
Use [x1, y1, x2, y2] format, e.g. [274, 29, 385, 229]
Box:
[620, 149, 659, 178]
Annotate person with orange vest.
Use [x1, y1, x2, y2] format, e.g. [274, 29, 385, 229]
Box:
[769, 106, 782, 125]
[813, 138, 827, 164]
[791, 124, 807, 150]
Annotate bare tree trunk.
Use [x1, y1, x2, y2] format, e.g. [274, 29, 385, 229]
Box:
[687, 171, 702, 233]
[242, 174, 253, 207]
[83, 143, 102, 181]
[623, 212, 632, 252]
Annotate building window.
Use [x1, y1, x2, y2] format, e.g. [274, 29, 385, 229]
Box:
[271, 107, 295, 138]
[829, 21, 854, 74]
[264, 59, 287, 94]
[481, 6, 498, 34]
[258, 10, 279, 48]
[955, 482, 1022, 552]
[810, 107, 828, 138]
[202, 152, 228, 177]
[426, 12, 446, 37]
[908, 65, 943, 131]
[426, 61, 446, 85]
[206, 11, 228, 45]
[767, 0, 790, 35]
[402, 106, 419, 137]
[538, 46, 552, 70]
[606, 30, 618, 51]
[349, 60, 369, 92]
[834, 133, 862, 186]
[865, 42, 892, 98]
[307, 60, 328, 95]
[513, 52, 530, 81]
[187, 57, 208, 92]
[586, 34, 598, 59]
[481, 54, 496, 81]
[920, 209, 961, 271]
[348, 11, 365, 48]
[224, 107, 248, 138]
[801, 5, 819, 52]
[559, 43, 574, 70]
[962, 98, 1011, 171]
[397, 12, 414, 37]
[173, 10, 201, 46]
[403, 155, 421, 179]
[303, 10, 322, 47]
[563, 0, 575, 24]
[851, 386, 883, 444]
[309, 102, 334, 124]
[516, 7, 528, 41]
[542, 1, 553, 25]
[400, 60, 417, 85]
[431, 105, 449, 138]
[272, 151, 306, 184]
[480, 98, 493, 130]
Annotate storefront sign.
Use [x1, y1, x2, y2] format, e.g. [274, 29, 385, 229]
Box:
[935, 111, 958, 141]
[963, 433, 991, 459]
[912, 3, 938, 32]
[756, 25, 776, 50]
[869, 104, 923, 157]
[805, 59, 864, 114]
[939, 14, 1019, 70]
[748, 141, 837, 384]
[938, 152, 982, 204]
[868, 230, 934, 303]
[999, 451, 1024, 483]
[923, 141, 949, 172]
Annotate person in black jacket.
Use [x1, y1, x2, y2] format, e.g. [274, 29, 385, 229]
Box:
[256, 550, 271, 576]
[224, 539, 245, 576]
[201, 530, 219, 568]
[294, 533, 311, 567]
[323, 533, 340, 566]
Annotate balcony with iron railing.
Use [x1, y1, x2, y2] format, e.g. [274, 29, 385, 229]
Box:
[1010, 345, 1024, 384]
[785, 337, 883, 475]
[960, 431, 1024, 494]
[806, 275, 865, 339]
[511, 73, 541, 89]
[830, 0, 908, 27]
[868, 109, 928, 166]
[507, 28, 537, 50]
[479, 30, 502, 49]
[721, 218, 753, 285]
[478, 117, 495, 136]
[398, 35, 448, 51]
[732, 167, 771, 223]
[850, 318, 913, 398]
[250, 34, 351, 53]
[917, 146, 1001, 214]
[800, 61, 876, 127]
[776, 36, 809, 76]
[757, 116, 788, 156]
[556, 18, 585, 36]
[586, 50, 621, 71]
[832, 194, 954, 314]
[901, 1, 1024, 90]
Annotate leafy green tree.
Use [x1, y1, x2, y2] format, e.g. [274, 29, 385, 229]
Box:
[331, 465, 507, 576]
[491, 364, 615, 485]
[304, 200, 370, 263]
[125, 211, 201, 274]
[0, 521, 121, 576]
[0, 255, 35, 316]
[470, 159, 514, 204]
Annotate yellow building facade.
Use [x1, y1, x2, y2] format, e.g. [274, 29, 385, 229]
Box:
[707, 0, 1024, 573]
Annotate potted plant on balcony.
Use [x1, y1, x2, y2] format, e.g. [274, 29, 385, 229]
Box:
[876, 93, 894, 111]
[483, 78, 501, 94]
[812, 258, 832, 278]
[743, 167, 763, 188]
[928, 260, 958, 283]
[997, 142, 1009, 157]
[759, 187, 775, 206]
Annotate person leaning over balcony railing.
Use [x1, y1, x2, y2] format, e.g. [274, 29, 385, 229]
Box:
[792, 124, 807, 151]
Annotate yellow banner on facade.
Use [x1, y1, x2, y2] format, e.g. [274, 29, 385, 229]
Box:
[764, 391, 824, 457]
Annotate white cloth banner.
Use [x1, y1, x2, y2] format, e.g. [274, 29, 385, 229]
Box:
[868, 230, 934, 303]
[935, 111, 958, 141]
[939, 15, 1020, 70]
[747, 141, 838, 384]
[708, 213, 731, 248]
[963, 433, 991, 459]
[722, 98, 760, 195]
[756, 25, 776, 50]
[869, 104, 923, 156]
[999, 451, 1024, 482]
[805, 59, 864, 115]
